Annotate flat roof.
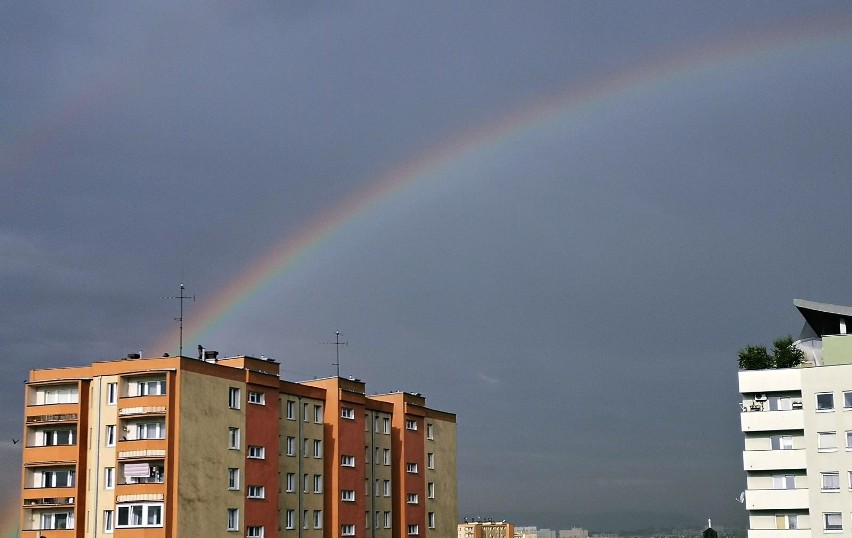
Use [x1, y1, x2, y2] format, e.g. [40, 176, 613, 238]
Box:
[794, 298, 852, 336]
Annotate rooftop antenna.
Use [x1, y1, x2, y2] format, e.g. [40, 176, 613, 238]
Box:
[322, 331, 348, 377]
[161, 283, 195, 357]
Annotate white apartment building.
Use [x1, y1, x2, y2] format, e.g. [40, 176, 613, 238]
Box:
[740, 300, 852, 538]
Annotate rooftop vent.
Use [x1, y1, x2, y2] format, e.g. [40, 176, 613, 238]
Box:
[127, 353, 141, 360]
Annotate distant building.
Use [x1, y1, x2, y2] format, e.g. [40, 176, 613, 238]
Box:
[559, 528, 589, 538]
[739, 299, 852, 537]
[20, 353, 457, 537]
[459, 521, 516, 538]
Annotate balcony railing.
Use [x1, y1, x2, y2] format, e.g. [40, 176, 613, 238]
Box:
[741, 409, 805, 432]
[119, 405, 167, 417]
[23, 497, 75, 507]
[745, 488, 810, 510]
[743, 449, 807, 471]
[26, 413, 78, 424]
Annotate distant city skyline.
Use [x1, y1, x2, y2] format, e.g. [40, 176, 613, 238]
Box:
[2, 2, 852, 530]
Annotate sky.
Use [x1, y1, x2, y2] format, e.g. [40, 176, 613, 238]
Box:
[2, 1, 852, 531]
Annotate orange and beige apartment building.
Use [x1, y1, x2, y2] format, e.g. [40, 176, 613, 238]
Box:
[20, 353, 457, 538]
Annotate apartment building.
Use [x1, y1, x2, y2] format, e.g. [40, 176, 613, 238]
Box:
[458, 521, 515, 538]
[739, 299, 852, 538]
[20, 353, 457, 538]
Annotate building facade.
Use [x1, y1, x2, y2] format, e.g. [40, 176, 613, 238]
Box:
[20, 354, 457, 538]
[458, 522, 515, 538]
[739, 299, 852, 538]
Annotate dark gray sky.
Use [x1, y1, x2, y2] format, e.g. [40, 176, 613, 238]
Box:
[3, 2, 852, 530]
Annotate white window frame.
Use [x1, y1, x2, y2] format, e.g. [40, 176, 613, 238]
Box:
[341, 455, 355, 467]
[427, 452, 434, 469]
[105, 425, 116, 447]
[817, 392, 835, 411]
[116, 503, 163, 528]
[314, 510, 323, 529]
[248, 445, 265, 459]
[772, 475, 795, 490]
[104, 509, 114, 533]
[383, 480, 391, 497]
[314, 474, 323, 493]
[227, 508, 239, 531]
[107, 382, 118, 405]
[342, 490, 356, 502]
[405, 419, 417, 430]
[105, 467, 115, 489]
[341, 407, 355, 419]
[228, 427, 240, 450]
[303, 402, 309, 422]
[819, 431, 838, 452]
[408, 524, 420, 535]
[824, 512, 842, 532]
[228, 387, 240, 409]
[285, 510, 295, 529]
[822, 472, 841, 491]
[383, 417, 390, 434]
[313, 439, 323, 458]
[406, 462, 418, 473]
[228, 468, 240, 490]
[314, 404, 323, 423]
[844, 391, 852, 409]
[407, 493, 419, 504]
[40, 511, 73, 530]
[247, 391, 265, 405]
[428, 482, 435, 498]
[286, 473, 295, 492]
[247, 485, 265, 499]
[136, 421, 166, 440]
[286, 400, 295, 420]
[770, 434, 793, 450]
[384, 512, 391, 529]
[286, 436, 295, 456]
[342, 524, 356, 536]
[247, 526, 264, 538]
[383, 448, 391, 465]
[427, 423, 434, 439]
[428, 512, 436, 529]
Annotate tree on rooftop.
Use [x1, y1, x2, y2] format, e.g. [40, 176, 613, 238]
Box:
[738, 335, 804, 370]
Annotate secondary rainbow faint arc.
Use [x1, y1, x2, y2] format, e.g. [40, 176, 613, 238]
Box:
[149, 18, 852, 356]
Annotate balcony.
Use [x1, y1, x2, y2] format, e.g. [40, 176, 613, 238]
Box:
[739, 369, 802, 394]
[22, 495, 75, 507]
[743, 449, 807, 471]
[119, 405, 167, 417]
[746, 488, 810, 510]
[26, 413, 78, 425]
[24, 444, 78, 465]
[741, 410, 805, 432]
[747, 530, 810, 538]
[118, 448, 166, 460]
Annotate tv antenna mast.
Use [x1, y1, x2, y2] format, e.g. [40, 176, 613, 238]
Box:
[322, 331, 348, 377]
[161, 283, 195, 357]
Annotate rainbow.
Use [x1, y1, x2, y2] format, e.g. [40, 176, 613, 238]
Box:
[140, 15, 850, 355]
[0, 494, 20, 538]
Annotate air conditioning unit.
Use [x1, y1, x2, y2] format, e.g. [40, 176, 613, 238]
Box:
[754, 393, 767, 401]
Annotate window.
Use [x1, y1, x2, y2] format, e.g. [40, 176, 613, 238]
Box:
[117, 503, 163, 528]
[383, 417, 390, 434]
[375, 511, 381, 528]
[314, 510, 323, 529]
[247, 391, 265, 405]
[247, 526, 264, 538]
[106, 425, 116, 447]
[817, 392, 835, 411]
[427, 452, 434, 469]
[124, 463, 164, 484]
[341, 455, 355, 467]
[819, 431, 838, 452]
[303, 402, 309, 422]
[227, 508, 239, 531]
[428, 482, 435, 498]
[313, 439, 323, 458]
[228, 427, 240, 450]
[366, 511, 371, 529]
[342, 490, 355, 502]
[247, 485, 265, 499]
[40, 512, 73, 530]
[135, 379, 166, 396]
[286, 510, 295, 529]
[286, 436, 295, 456]
[228, 468, 240, 490]
[41, 429, 75, 446]
[824, 512, 842, 531]
[342, 524, 356, 536]
[383, 448, 391, 465]
[105, 467, 115, 489]
[40, 386, 79, 404]
[248, 445, 265, 459]
[39, 469, 75, 488]
[136, 421, 165, 440]
[822, 472, 840, 491]
[303, 510, 309, 530]
[286, 473, 295, 492]
[770, 434, 793, 450]
[342, 407, 355, 419]
[384, 480, 391, 496]
[408, 524, 420, 535]
[407, 462, 418, 473]
[313, 474, 323, 493]
[229, 387, 240, 409]
[844, 391, 852, 409]
[428, 512, 436, 529]
[314, 405, 323, 423]
[772, 475, 795, 489]
[107, 383, 118, 405]
[407, 493, 419, 504]
[776, 514, 797, 530]
[286, 400, 295, 419]
[104, 510, 114, 533]
[768, 397, 792, 411]
[303, 473, 309, 493]
[303, 437, 309, 457]
[427, 423, 434, 439]
[847, 431, 852, 450]
[405, 419, 417, 430]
